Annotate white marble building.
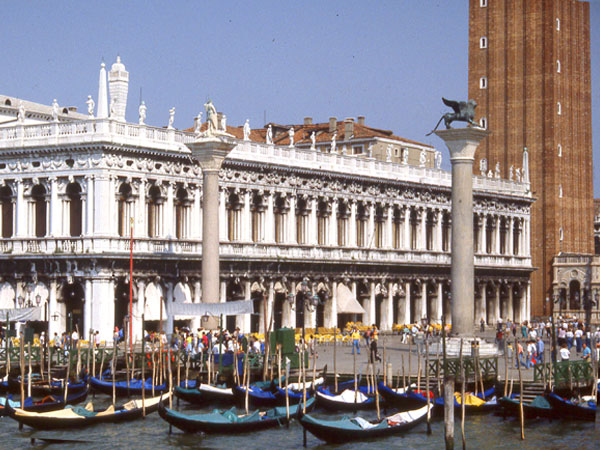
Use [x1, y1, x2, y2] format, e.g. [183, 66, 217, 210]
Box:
[0, 58, 534, 342]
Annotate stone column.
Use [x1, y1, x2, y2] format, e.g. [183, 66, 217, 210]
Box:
[435, 127, 489, 336]
[49, 177, 59, 236]
[368, 203, 375, 247]
[165, 281, 174, 335]
[84, 279, 92, 336]
[436, 282, 443, 324]
[367, 281, 376, 326]
[242, 280, 251, 333]
[386, 205, 394, 249]
[287, 280, 297, 328]
[481, 285, 487, 324]
[85, 175, 94, 236]
[329, 199, 338, 246]
[507, 283, 514, 322]
[435, 210, 443, 251]
[265, 191, 274, 243]
[494, 216, 501, 254]
[243, 190, 251, 242]
[218, 188, 227, 241]
[421, 282, 428, 322]
[90, 278, 115, 342]
[494, 284, 501, 325]
[404, 208, 411, 250]
[419, 208, 427, 249]
[288, 196, 296, 244]
[186, 135, 236, 329]
[47, 280, 59, 338]
[328, 281, 338, 329]
[508, 217, 514, 257]
[165, 181, 174, 238]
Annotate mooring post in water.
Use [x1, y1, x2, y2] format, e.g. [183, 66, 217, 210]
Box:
[444, 374, 455, 450]
[425, 339, 431, 435]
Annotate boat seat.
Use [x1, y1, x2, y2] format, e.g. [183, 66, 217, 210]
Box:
[96, 405, 115, 417]
[84, 402, 94, 412]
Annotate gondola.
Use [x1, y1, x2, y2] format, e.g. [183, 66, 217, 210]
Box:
[497, 395, 554, 420]
[89, 376, 167, 397]
[159, 397, 315, 434]
[546, 392, 597, 421]
[5, 376, 88, 396]
[174, 383, 234, 405]
[299, 404, 429, 444]
[315, 386, 378, 411]
[5, 392, 168, 430]
[0, 388, 89, 416]
[233, 378, 319, 407]
[377, 382, 434, 412]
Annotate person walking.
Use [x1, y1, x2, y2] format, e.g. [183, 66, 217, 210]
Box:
[536, 336, 544, 365]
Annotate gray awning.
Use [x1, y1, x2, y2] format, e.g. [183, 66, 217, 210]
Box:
[336, 284, 366, 314]
[168, 300, 254, 317]
[0, 307, 43, 322]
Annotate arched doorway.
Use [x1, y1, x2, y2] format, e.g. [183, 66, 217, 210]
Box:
[144, 282, 166, 332]
[61, 282, 84, 334]
[226, 281, 244, 332]
[569, 280, 581, 310]
[114, 279, 130, 332]
[0, 185, 14, 238]
[31, 184, 47, 237]
[251, 289, 264, 333]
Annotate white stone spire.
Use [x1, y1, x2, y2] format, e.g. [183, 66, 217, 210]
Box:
[97, 61, 108, 119]
[108, 56, 129, 122]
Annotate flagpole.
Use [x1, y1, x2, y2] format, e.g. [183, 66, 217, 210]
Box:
[129, 217, 134, 355]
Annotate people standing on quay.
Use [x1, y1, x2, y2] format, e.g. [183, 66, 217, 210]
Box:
[351, 327, 360, 355]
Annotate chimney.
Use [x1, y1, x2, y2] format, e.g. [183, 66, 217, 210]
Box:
[357, 116, 365, 126]
[304, 117, 312, 125]
[329, 117, 337, 133]
[344, 118, 354, 141]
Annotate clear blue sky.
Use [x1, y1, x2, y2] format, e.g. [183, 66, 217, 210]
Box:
[2, 1, 599, 194]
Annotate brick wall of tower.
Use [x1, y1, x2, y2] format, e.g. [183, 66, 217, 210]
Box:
[468, 0, 593, 318]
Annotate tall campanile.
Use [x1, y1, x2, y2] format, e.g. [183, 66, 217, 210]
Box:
[468, 0, 593, 317]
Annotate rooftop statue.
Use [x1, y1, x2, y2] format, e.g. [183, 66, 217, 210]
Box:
[86, 96, 95, 118]
[243, 119, 251, 141]
[17, 101, 26, 123]
[195, 112, 203, 134]
[52, 99, 59, 122]
[266, 124, 273, 144]
[138, 101, 146, 125]
[168, 107, 175, 129]
[288, 127, 294, 147]
[310, 131, 316, 150]
[426, 97, 478, 136]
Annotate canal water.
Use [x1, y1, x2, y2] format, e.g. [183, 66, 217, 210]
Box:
[0, 397, 597, 449]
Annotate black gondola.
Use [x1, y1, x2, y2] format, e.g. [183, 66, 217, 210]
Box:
[546, 392, 596, 421]
[497, 395, 554, 420]
[174, 383, 234, 405]
[299, 404, 429, 444]
[377, 382, 433, 411]
[0, 388, 89, 415]
[89, 376, 167, 397]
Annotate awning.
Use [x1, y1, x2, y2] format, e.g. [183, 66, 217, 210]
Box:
[0, 307, 44, 322]
[336, 284, 366, 314]
[168, 300, 254, 317]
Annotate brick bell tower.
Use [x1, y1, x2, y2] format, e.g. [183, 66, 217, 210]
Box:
[468, 0, 594, 317]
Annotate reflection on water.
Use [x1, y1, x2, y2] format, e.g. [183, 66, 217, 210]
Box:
[0, 397, 597, 450]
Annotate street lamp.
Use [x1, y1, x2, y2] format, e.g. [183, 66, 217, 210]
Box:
[285, 278, 322, 343]
[17, 295, 24, 308]
[35, 295, 41, 307]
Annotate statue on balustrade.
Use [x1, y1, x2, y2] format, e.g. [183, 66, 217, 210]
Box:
[86, 96, 95, 118]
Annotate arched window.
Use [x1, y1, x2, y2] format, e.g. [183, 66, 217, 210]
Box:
[274, 195, 288, 244]
[425, 211, 434, 250]
[147, 185, 163, 238]
[374, 205, 385, 249]
[409, 209, 418, 250]
[317, 199, 330, 246]
[556, 17, 560, 31]
[175, 187, 190, 239]
[480, 76, 487, 89]
[31, 184, 47, 237]
[442, 212, 450, 252]
[513, 220, 521, 255]
[485, 216, 494, 254]
[356, 202, 368, 247]
[0, 185, 14, 238]
[250, 192, 266, 243]
[480, 117, 487, 129]
[118, 183, 133, 237]
[66, 182, 82, 237]
[227, 192, 243, 241]
[499, 217, 508, 254]
[295, 197, 309, 244]
[337, 200, 349, 246]
[480, 36, 488, 49]
[557, 102, 562, 115]
[558, 144, 562, 157]
[556, 59, 561, 73]
[392, 207, 402, 249]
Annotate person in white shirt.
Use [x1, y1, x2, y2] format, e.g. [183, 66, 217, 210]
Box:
[559, 343, 570, 361]
[574, 328, 583, 353]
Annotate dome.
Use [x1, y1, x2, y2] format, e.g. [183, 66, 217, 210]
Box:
[110, 56, 126, 73]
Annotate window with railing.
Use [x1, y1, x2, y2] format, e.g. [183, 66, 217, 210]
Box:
[118, 183, 133, 237]
[0, 185, 14, 238]
[374, 205, 385, 249]
[410, 209, 418, 250]
[66, 182, 83, 237]
[30, 184, 47, 238]
[227, 192, 242, 241]
[392, 207, 402, 249]
[337, 201, 349, 246]
[250, 192, 266, 243]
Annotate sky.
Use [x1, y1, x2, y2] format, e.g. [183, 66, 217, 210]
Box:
[1, 1, 599, 194]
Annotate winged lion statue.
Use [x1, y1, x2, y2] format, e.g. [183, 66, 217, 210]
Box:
[426, 98, 478, 136]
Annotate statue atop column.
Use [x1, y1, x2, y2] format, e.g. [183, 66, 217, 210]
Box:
[204, 100, 218, 136]
[330, 132, 337, 153]
[427, 97, 479, 135]
[195, 112, 203, 134]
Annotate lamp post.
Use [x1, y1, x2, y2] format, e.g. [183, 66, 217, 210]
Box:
[286, 278, 321, 344]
